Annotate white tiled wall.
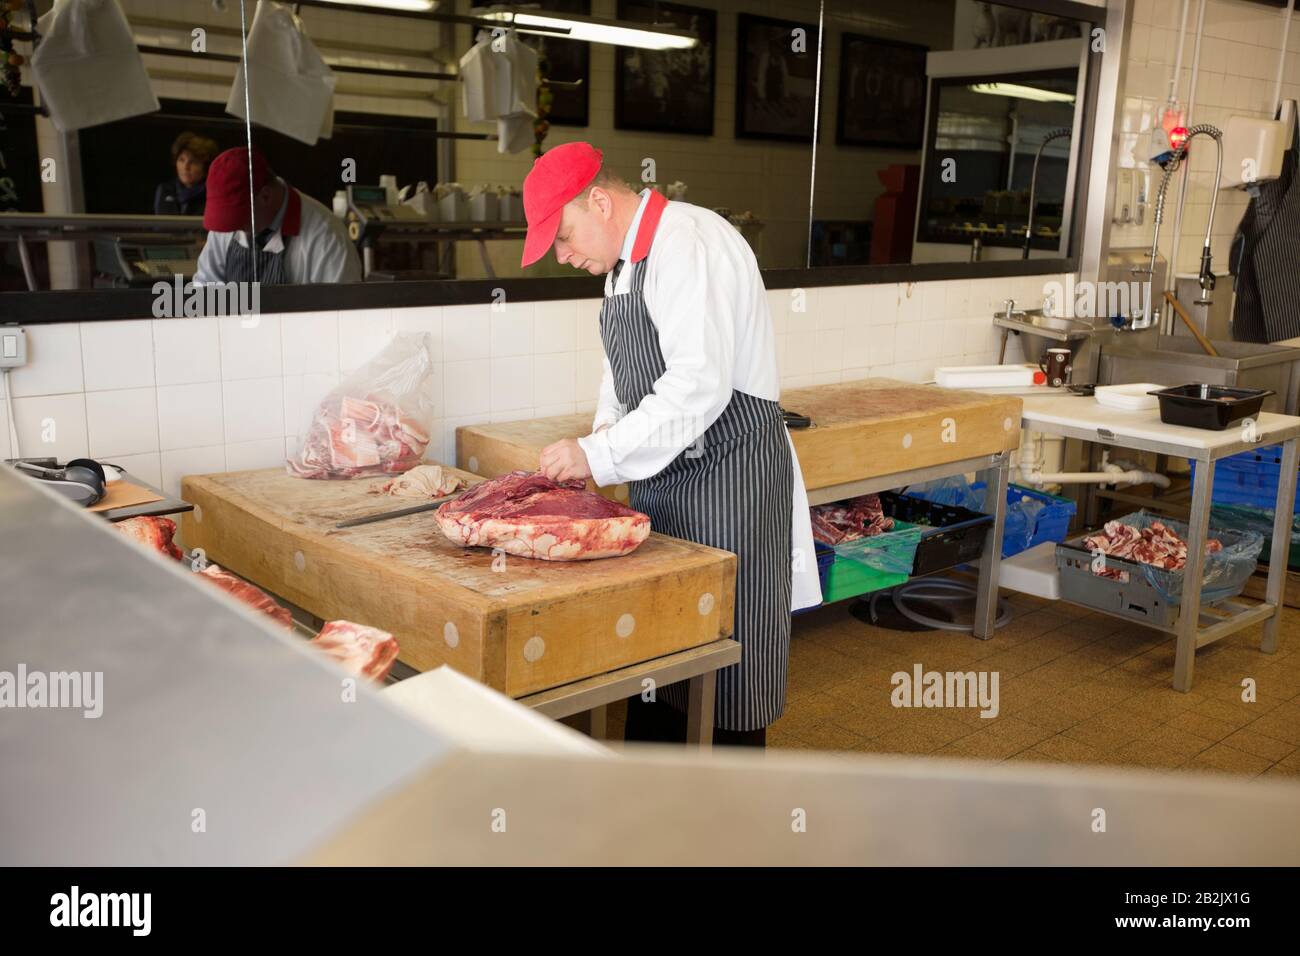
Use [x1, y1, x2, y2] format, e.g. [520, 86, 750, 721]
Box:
[2, 274, 1061, 495]
[1110, 0, 1300, 271]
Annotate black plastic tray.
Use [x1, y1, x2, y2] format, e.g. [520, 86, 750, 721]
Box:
[1148, 384, 1273, 431]
[878, 491, 994, 576]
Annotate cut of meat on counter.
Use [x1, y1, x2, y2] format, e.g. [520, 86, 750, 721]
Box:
[1083, 519, 1223, 581]
[369, 464, 465, 499]
[809, 494, 895, 545]
[113, 515, 183, 560]
[435, 470, 651, 561]
[196, 564, 294, 628]
[310, 621, 400, 682]
[287, 394, 430, 480]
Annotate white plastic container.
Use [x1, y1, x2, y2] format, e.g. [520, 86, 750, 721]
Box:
[997, 541, 1060, 599]
[1094, 383, 1161, 411]
[438, 191, 468, 222]
[935, 365, 1035, 389]
[469, 191, 498, 222]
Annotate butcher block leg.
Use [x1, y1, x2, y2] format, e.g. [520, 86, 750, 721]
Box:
[686, 673, 716, 748]
[972, 454, 1011, 640]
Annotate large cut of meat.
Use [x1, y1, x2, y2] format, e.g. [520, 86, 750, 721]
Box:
[435, 470, 651, 561]
[1083, 518, 1222, 581]
[311, 621, 400, 682]
[197, 564, 294, 628]
[114, 515, 184, 560]
[287, 392, 430, 480]
[810, 494, 894, 545]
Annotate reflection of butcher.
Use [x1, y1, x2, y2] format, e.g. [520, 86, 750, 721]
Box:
[756, 38, 790, 104]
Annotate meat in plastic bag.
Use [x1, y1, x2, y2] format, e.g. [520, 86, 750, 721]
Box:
[287, 332, 436, 479]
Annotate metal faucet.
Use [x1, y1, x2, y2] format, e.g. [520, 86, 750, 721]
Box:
[1136, 123, 1224, 324]
[1022, 127, 1073, 259]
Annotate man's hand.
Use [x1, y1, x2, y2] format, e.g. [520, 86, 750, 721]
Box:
[539, 437, 593, 483]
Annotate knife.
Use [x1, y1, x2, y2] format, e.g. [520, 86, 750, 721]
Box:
[335, 489, 466, 529]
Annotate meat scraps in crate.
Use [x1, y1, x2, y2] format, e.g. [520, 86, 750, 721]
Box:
[435, 469, 651, 560]
[1083, 518, 1222, 582]
[288, 393, 431, 480]
[810, 494, 894, 545]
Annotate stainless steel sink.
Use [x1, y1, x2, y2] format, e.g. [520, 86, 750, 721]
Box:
[994, 310, 1094, 366]
[1099, 334, 1300, 414]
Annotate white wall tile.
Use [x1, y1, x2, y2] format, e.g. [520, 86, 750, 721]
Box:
[391, 307, 444, 361]
[573, 305, 604, 351]
[219, 314, 282, 380]
[153, 318, 220, 386]
[442, 413, 490, 468]
[535, 402, 577, 418]
[533, 352, 576, 406]
[81, 320, 154, 391]
[533, 301, 578, 353]
[443, 359, 491, 416]
[11, 393, 88, 461]
[812, 329, 844, 373]
[443, 305, 491, 362]
[337, 309, 394, 372]
[157, 382, 223, 451]
[490, 306, 535, 357]
[281, 311, 340, 375]
[868, 326, 895, 367]
[842, 322, 871, 370]
[106, 451, 162, 489]
[491, 355, 534, 411]
[9, 323, 82, 397]
[86, 388, 158, 458]
[225, 438, 287, 472]
[490, 406, 533, 423]
[223, 377, 285, 443]
[161, 445, 226, 498]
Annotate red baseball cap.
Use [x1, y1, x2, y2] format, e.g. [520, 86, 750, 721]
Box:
[520, 142, 603, 267]
[203, 146, 271, 233]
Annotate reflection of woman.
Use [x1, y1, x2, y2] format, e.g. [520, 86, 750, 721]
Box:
[153, 132, 218, 216]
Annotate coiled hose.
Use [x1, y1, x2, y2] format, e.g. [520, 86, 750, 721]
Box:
[867, 577, 1012, 632]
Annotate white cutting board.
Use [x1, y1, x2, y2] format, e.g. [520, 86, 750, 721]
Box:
[1020, 394, 1300, 450]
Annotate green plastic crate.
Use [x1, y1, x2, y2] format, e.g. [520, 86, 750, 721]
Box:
[821, 555, 909, 603]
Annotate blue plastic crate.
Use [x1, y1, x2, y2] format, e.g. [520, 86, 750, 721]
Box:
[970, 481, 1077, 558]
[1189, 445, 1299, 513]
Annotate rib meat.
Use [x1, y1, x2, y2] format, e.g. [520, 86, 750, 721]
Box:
[810, 494, 895, 545]
[435, 470, 650, 560]
[197, 564, 293, 628]
[1083, 518, 1222, 581]
[311, 621, 400, 682]
[114, 515, 183, 560]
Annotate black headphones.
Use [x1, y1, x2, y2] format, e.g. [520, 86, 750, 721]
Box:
[12, 458, 108, 507]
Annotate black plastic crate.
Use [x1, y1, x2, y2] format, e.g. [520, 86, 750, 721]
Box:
[878, 491, 995, 576]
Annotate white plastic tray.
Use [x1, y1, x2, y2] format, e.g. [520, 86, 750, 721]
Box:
[1095, 383, 1162, 411]
[935, 365, 1035, 389]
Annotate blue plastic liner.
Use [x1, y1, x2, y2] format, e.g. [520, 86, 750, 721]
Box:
[1189, 444, 1300, 513]
[908, 477, 1076, 557]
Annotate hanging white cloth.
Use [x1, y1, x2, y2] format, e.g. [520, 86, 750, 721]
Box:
[226, 0, 336, 146]
[459, 29, 537, 154]
[30, 0, 160, 132]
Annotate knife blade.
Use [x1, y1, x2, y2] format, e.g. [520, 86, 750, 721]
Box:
[335, 490, 465, 529]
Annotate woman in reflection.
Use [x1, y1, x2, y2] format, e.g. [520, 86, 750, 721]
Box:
[154, 132, 218, 217]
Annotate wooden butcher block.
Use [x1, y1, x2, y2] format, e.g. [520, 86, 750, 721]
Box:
[782, 379, 1022, 491]
[457, 379, 1021, 495]
[179, 467, 736, 697]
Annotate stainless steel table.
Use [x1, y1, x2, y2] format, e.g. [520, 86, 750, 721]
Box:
[1020, 394, 1300, 691]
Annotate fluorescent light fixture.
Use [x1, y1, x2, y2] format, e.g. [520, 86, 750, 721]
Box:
[476, 8, 698, 50]
[317, 0, 437, 10]
[967, 82, 1075, 104]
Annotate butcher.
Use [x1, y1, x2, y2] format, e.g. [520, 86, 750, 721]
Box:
[195, 146, 361, 286]
[523, 142, 821, 747]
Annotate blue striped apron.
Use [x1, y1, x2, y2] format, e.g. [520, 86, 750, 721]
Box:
[601, 254, 794, 731]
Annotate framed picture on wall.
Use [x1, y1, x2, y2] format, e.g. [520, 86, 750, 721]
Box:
[836, 33, 928, 149]
[614, 1, 715, 135]
[734, 13, 820, 142]
[520, 0, 591, 127]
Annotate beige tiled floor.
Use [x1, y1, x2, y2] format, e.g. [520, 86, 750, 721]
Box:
[763, 592, 1300, 776]
[607, 591, 1300, 777]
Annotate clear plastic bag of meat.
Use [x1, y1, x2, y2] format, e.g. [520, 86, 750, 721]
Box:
[1083, 510, 1264, 603]
[286, 332, 436, 480]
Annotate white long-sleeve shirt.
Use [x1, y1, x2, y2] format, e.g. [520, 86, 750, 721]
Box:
[577, 190, 822, 611]
[194, 184, 361, 285]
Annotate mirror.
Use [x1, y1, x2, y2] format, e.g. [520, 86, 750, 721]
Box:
[811, 0, 1090, 268]
[0, 0, 256, 293]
